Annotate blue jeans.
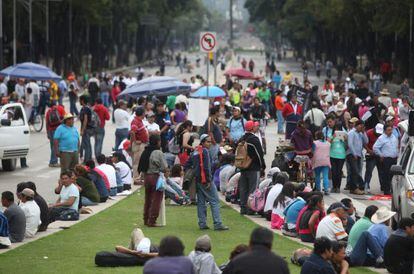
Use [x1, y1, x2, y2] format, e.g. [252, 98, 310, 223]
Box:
[115, 128, 129, 149]
[47, 130, 58, 164]
[109, 187, 117, 196]
[364, 156, 378, 188]
[81, 196, 98, 206]
[346, 155, 364, 190]
[69, 95, 79, 115]
[95, 127, 105, 157]
[314, 166, 330, 191]
[81, 129, 94, 162]
[350, 231, 383, 266]
[276, 110, 284, 133]
[196, 182, 223, 229]
[100, 92, 110, 108]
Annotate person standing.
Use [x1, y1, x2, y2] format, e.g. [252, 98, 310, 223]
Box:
[346, 121, 368, 195]
[223, 227, 289, 274]
[99, 77, 111, 108]
[364, 123, 383, 193]
[330, 124, 347, 193]
[226, 107, 246, 146]
[53, 113, 80, 173]
[312, 131, 331, 195]
[282, 94, 303, 139]
[154, 102, 171, 152]
[14, 78, 25, 100]
[203, 107, 222, 167]
[68, 83, 79, 116]
[138, 134, 167, 227]
[130, 107, 149, 184]
[18, 188, 41, 238]
[274, 90, 285, 134]
[87, 74, 100, 104]
[238, 121, 265, 215]
[113, 100, 130, 149]
[58, 79, 67, 106]
[1, 191, 26, 243]
[79, 95, 95, 163]
[93, 98, 110, 157]
[45, 101, 65, 167]
[185, 134, 228, 231]
[373, 125, 399, 195]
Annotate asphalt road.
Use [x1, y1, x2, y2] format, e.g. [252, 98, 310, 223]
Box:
[0, 41, 391, 216]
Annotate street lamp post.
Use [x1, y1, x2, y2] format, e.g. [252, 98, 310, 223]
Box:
[409, 7, 413, 81]
[0, 0, 3, 68]
[29, 0, 33, 60]
[13, 0, 17, 65]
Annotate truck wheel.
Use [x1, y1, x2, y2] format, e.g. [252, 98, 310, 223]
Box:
[2, 159, 17, 171]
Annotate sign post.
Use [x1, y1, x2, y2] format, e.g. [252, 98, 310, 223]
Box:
[200, 31, 217, 97]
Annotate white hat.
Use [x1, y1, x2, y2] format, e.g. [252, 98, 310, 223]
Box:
[213, 101, 220, 106]
[335, 102, 346, 112]
[354, 97, 362, 105]
[386, 116, 395, 122]
[371, 206, 396, 224]
[375, 123, 384, 134]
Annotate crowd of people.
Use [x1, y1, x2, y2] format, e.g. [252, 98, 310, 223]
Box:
[0, 51, 413, 274]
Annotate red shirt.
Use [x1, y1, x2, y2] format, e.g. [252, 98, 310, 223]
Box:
[45, 105, 66, 131]
[282, 102, 303, 118]
[93, 103, 110, 128]
[130, 116, 149, 143]
[111, 86, 121, 102]
[366, 128, 379, 151]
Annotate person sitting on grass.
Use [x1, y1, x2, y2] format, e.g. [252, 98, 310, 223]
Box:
[297, 194, 325, 243]
[96, 154, 118, 196]
[331, 241, 350, 274]
[300, 237, 336, 274]
[18, 188, 41, 238]
[112, 151, 133, 191]
[271, 182, 295, 229]
[384, 218, 414, 274]
[340, 198, 358, 233]
[0, 211, 11, 249]
[1, 191, 25, 243]
[281, 192, 307, 237]
[143, 236, 195, 274]
[316, 202, 348, 242]
[48, 171, 80, 223]
[84, 160, 109, 203]
[73, 164, 100, 206]
[222, 227, 289, 274]
[188, 234, 221, 274]
[219, 244, 249, 271]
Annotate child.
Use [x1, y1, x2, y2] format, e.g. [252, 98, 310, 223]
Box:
[271, 182, 295, 229]
[312, 131, 331, 195]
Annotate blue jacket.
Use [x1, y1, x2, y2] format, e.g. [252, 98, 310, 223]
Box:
[301, 253, 336, 274]
[185, 146, 212, 183]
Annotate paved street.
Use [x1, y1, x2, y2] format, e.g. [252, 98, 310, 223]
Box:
[0, 43, 390, 216]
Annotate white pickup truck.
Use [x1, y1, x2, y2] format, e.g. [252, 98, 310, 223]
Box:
[0, 103, 30, 171]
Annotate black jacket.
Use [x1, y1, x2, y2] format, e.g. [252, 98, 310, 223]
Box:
[384, 230, 414, 274]
[223, 246, 289, 274]
[240, 132, 265, 171]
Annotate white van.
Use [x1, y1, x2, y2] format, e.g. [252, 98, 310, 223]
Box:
[0, 103, 30, 171]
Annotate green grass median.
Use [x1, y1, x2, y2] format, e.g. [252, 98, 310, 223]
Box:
[0, 191, 374, 274]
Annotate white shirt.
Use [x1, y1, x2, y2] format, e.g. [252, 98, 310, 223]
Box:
[19, 200, 41, 238]
[0, 82, 7, 96]
[316, 213, 348, 241]
[114, 108, 130, 129]
[96, 164, 117, 188]
[15, 83, 25, 99]
[144, 121, 160, 133]
[115, 161, 132, 185]
[264, 184, 283, 212]
[272, 197, 292, 217]
[304, 108, 326, 127]
[118, 140, 133, 167]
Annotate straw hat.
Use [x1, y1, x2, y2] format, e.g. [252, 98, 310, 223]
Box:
[63, 113, 74, 120]
[335, 102, 346, 112]
[349, 117, 359, 124]
[380, 89, 390, 95]
[371, 206, 396, 224]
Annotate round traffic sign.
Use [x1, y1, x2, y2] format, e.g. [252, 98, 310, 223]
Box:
[200, 32, 216, 52]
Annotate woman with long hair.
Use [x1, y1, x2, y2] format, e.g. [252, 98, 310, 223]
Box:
[138, 134, 167, 227]
[298, 194, 325, 243]
[271, 182, 295, 229]
[176, 120, 194, 165]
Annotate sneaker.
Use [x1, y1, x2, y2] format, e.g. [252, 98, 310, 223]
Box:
[324, 190, 330, 196]
[199, 225, 210, 230]
[48, 163, 60, 168]
[351, 189, 365, 195]
[214, 225, 229, 231]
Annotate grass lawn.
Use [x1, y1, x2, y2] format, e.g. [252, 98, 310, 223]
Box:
[0, 191, 374, 274]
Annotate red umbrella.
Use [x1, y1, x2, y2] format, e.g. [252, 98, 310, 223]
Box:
[224, 68, 255, 79]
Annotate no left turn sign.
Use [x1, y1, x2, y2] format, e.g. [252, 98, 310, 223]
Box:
[200, 32, 217, 53]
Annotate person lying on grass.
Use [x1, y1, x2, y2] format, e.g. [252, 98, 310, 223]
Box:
[115, 228, 158, 258]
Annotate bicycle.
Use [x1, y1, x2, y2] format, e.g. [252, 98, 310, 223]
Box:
[294, 154, 314, 189]
[29, 107, 44, 132]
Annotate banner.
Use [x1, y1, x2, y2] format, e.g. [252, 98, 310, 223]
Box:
[188, 98, 210, 126]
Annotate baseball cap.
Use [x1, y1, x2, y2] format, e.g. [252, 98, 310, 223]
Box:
[232, 106, 241, 112]
[245, 120, 259, 131]
[386, 116, 394, 122]
[200, 134, 210, 143]
[328, 202, 349, 212]
[375, 123, 384, 134]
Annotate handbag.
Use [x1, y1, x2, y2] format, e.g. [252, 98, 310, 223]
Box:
[156, 173, 166, 191]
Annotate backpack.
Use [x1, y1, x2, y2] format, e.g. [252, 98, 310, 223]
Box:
[247, 188, 266, 212]
[88, 81, 99, 94]
[48, 107, 62, 126]
[89, 107, 101, 129]
[168, 137, 180, 155]
[234, 141, 252, 169]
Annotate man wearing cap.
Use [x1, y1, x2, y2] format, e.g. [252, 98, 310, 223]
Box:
[238, 120, 265, 215]
[364, 123, 383, 193]
[19, 188, 41, 238]
[373, 125, 399, 195]
[346, 120, 368, 195]
[188, 235, 221, 274]
[130, 107, 149, 184]
[226, 106, 246, 145]
[114, 100, 130, 149]
[53, 113, 80, 173]
[46, 101, 66, 167]
[144, 111, 160, 135]
[316, 202, 348, 241]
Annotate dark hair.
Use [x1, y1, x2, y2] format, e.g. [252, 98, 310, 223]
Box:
[25, 181, 37, 193]
[96, 154, 107, 164]
[250, 227, 273, 249]
[272, 172, 289, 185]
[95, 98, 103, 104]
[79, 95, 89, 104]
[229, 244, 249, 260]
[364, 205, 378, 219]
[308, 195, 324, 210]
[1, 191, 14, 202]
[332, 241, 346, 253]
[176, 120, 193, 136]
[340, 198, 352, 209]
[60, 170, 73, 178]
[149, 134, 161, 148]
[158, 236, 185, 257]
[137, 97, 146, 105]
[313, 237, 332, 255]
[171, 164, 183, 178]
[135, 106, 145, 117]
[399, 218, 414, 230]
[354, 120, 364, 127]
[315, 130, 324, 140]
[112, 151, 132, 169]
[16, 182, 28, 194]
[85, 159, 96, 169]
[220, 153, 235, 166]
[384, 124, 393, 131]
[274, 182, 295, 208]
[74, 164, 88, 177]
[210, 106, 219, 116]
